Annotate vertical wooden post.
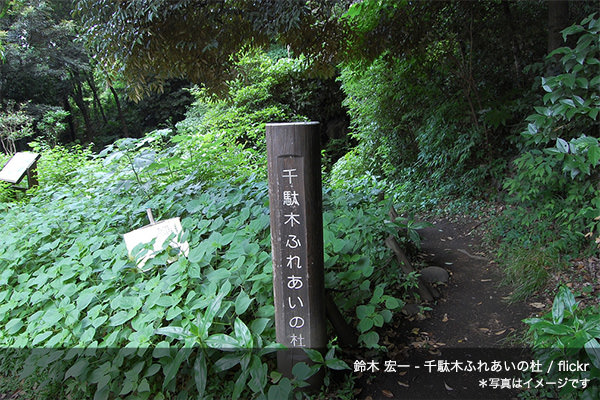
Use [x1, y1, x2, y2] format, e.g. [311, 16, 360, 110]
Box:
[266, 122, 326, 389]
[26, 160, 39, 188]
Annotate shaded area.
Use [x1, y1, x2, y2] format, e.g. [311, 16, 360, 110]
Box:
[357, 219, 536, 399]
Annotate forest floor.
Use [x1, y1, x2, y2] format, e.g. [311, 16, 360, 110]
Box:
[354, 218, 538, 400]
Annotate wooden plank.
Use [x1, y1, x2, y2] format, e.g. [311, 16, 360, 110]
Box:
[266, 122, 326, 389]
[0, 152, 40, 184]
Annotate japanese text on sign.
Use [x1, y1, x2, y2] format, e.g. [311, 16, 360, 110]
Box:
[279, 163, 309, 348]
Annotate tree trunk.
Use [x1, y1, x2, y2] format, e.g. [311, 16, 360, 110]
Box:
[63, 97, 76, 142]
[86, 74, 108, 124]
[109, 85, 129, 137]
[547, 1, 569, 75]
[70, 70, 94, 142]
[548, 1, 570, 54]
[502, 0, 523, 86]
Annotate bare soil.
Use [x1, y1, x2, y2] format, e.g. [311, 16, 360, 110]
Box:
[354, 218, 537, 400]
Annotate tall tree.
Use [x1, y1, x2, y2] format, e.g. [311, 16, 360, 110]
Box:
[74, 0, 350, 99]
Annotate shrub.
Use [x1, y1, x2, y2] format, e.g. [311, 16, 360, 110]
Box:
[524, 286, 600, 399]
[502, 13, 600, 255]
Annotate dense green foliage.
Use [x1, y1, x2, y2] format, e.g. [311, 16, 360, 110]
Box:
[0, 0, 193, 147]
[491, 14, 600, 302]
[524, 286, 600, 399]
[502, 14, 600, 254]
[0, 52, 417, 397]
[74, 0, 349, 99]
[2, 1, 600, 398]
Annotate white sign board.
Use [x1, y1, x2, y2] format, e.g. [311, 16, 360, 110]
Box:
[0, 152, 40, 184]
[123, 217, 190, 270]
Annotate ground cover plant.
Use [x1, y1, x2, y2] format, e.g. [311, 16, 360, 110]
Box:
[0, 99, 414, 399]
[523, 286, 600, 400]
[2, 2, 600, 398]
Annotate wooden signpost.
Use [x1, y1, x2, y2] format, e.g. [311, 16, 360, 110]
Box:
[266, 122, 326, 388]
[0, 152, 40, 189]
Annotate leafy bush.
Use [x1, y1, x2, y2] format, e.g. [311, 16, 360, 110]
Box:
[177, 50, 312, 154]
[28, 141, 93, 186]
[524, 286, 600, 399]
[0, 124, 411, 398]
[502, 13, 600, 255]
[0, 101, 34, 154]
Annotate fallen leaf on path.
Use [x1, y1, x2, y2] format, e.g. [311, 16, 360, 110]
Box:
[445, 262, 453, 265]
[530, 302, 545, 309]
[442, 313, 448, 322]
[428, 349, 441, 355]
[495, 329, 506, 335]
[411, 328, 420, 335]
[481, 279, 492, 282]
[444, 382, 454, 391]
[479, 327, 490, 333]
[397, 381, 409, 388]
[447, 236, 453, 240]
[476, 301, 482, 305]
[398, 371, 407, 376]
[382, 390, 394, 398]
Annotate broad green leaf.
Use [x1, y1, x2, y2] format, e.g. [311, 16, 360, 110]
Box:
[357, 317, 373, 333]
[162, 347, 193, 390]
[356, 304, 375, 319]
[110, 295, 142, 311]
[370, 285, 384, 304]
[250, 318, 270, 336]
[154, 326, 193, 339]
[188, 240, 210, 263]
[585, 338, 600, 369]
[385, 296, 401, 310]
[325, 358, 350, 370]
[235, 290, 253, 315]
[32, 331, 52, 346]
[232, 368, 249, 400]
[76, 290, 96, 310]
[557, 138, 570, 153]
[372, 313, 384, 327]
[234, 318, 253, 348]
[303, 348, 324, 363]
[198, 281, 230, 337]
[143, 364, 161, 378]
[214, 353, 242, 372]
[108, 310, 136, 326]
[268, 378, 292, 400]
[247, 355, 267, 393]
[5, 318, 24, 335]
[64, 359, 89, 380]
[292, 362, 313, 381]
[360, 331, 379, 348]
[194, 352, 208, 398]
[205, 333, 239, 350]
[587, 145, 600, 165]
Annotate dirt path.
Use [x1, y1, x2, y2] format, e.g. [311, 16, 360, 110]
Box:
[356, 218, 535, 400]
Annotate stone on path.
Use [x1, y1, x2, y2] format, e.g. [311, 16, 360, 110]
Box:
[401, 303, 421, 316]
[420, 266, 449, 283]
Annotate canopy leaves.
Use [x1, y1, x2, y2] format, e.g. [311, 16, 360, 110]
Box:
[75, 0, 350, 99]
